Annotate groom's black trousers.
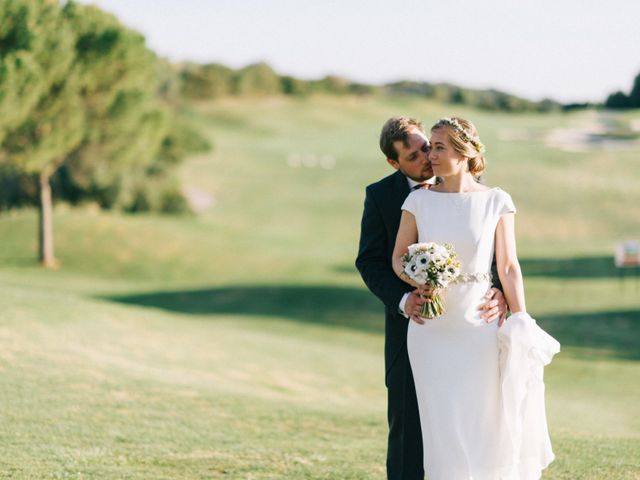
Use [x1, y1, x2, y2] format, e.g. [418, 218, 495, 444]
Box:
[386, 343, 424, 480]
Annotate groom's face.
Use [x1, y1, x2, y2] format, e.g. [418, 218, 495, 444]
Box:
[387, 127, 433, 182]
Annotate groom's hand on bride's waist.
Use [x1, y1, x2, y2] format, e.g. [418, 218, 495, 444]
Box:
[478, 288, 508, 326]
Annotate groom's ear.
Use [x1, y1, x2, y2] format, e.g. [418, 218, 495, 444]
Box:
[386, 158, 400, 170]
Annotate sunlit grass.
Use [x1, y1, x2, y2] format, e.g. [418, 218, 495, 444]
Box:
[1, 96, 639, 478]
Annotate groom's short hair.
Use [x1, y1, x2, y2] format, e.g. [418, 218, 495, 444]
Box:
[380, 116, 425, 161]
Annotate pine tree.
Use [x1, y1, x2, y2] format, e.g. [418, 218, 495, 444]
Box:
[0, 0, 81, 266]
[0, 0, 169, 266]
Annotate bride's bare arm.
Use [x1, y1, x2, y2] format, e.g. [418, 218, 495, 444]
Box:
[495, 213, 526, 314]
[392, 211, 420, 286]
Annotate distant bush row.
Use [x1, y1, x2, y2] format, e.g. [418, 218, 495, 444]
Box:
[178, 62, 562, 113]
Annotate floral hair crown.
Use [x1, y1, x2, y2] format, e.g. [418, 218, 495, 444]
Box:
[434, 117, 485, 154]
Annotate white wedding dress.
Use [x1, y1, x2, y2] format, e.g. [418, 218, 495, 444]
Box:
[402, 187, 555, 480]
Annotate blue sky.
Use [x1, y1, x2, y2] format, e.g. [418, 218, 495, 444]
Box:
[77, 0, 640, 103]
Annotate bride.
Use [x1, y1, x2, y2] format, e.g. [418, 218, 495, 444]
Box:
[392, 117, 557, 479]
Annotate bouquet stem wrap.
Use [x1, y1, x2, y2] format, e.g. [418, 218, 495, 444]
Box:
[421, 290, 446, 319]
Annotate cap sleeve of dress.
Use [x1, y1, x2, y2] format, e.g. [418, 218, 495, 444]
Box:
[401, 190, 420, 216]
[498, 189, 516, 216]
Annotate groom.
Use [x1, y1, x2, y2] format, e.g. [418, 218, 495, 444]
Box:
[355, 116, 507, 480]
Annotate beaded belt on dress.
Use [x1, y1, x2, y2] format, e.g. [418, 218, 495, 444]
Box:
[451, 272, 493, 285]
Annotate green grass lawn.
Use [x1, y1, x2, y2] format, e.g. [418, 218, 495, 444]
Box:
[1, 95, 639, 478]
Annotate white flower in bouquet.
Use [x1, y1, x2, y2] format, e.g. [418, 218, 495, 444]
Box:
[431, 245, 449, 263]
[415, 253, 432, 269]
[413, 271, 429, 285]
[404, 262, 418, 277]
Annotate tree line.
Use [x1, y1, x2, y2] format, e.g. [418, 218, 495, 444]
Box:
[181, 62, 640, 113]
[179, 62, 562, 113]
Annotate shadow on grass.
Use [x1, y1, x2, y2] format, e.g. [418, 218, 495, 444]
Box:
[520, 256, 637, 279]
[107, 285, 385, 333]
[537, 310, 640, 360]
[106, 285, 639, 360]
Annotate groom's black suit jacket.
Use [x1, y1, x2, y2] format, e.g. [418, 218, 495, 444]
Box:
[355, 170, 414, 384]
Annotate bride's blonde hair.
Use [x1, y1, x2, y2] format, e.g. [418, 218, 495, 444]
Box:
[431, 117, 485, 177]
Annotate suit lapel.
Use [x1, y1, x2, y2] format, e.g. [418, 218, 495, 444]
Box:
[391, 170, 410, 209]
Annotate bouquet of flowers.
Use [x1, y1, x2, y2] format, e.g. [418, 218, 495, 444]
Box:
[402, 242, 461, 318]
